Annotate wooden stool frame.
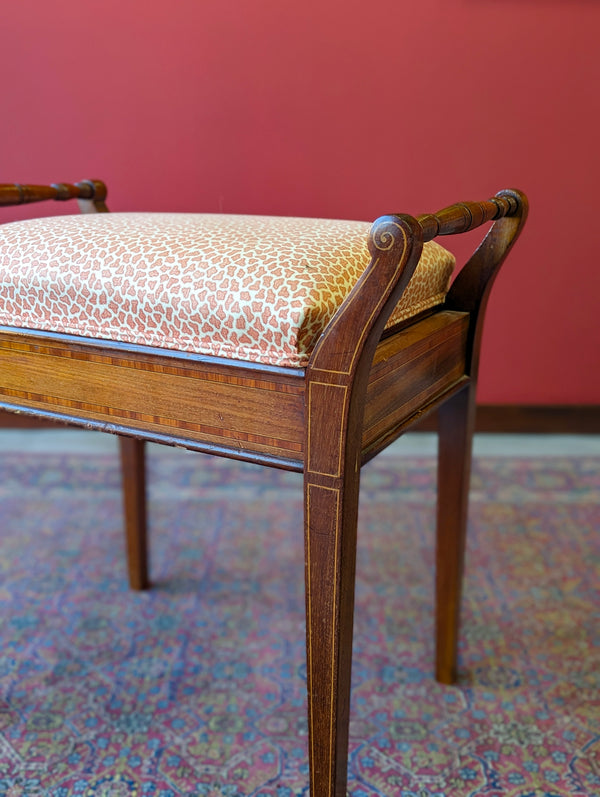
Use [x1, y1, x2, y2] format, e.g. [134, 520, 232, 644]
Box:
[0, 180, 527, 796]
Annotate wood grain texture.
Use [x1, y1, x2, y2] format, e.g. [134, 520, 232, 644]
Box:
[0, 310, 473, 471]
[445, 189, 529, 376]
[435, 384, 476, 684]
[7, 402, 597, 433]
[362, 311, 469, 455]
[0, 328, 305, 466]
[303, 213, 424, 796]
[119, 437, 150, 591]
[0, 180, 108, 212]
[417, 193, 519, 241]
[300, 193, 527, 796]
[1, 181, 137, 596]
[0, 184, 529, 796]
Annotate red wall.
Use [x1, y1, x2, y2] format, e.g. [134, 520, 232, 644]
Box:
[3, 0, 599, 403]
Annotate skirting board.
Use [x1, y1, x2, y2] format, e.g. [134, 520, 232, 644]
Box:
[1, 406, 599, 435]
[413, 405, 600, 434]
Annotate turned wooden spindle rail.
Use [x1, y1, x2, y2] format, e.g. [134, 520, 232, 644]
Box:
[417, 194, 519, 241]
[0, 181, 528, 797]
[0, 180, 108, 212]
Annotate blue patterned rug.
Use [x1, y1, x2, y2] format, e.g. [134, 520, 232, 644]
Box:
[0, 444, 598, 796]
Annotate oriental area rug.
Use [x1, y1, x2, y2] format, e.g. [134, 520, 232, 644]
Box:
[0, 442, 598, 796]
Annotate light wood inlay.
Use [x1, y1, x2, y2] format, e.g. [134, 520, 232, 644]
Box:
[0, 334, 305, 459]
[307, 382, 348, 477]
[0, 182, 529, 797]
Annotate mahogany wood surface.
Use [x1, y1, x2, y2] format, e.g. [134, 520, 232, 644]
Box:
[0, 312, 470, 469]
[435, 384, 476, 684]
[362, 311, 469, 458]
[5, 404, 597, 433]
[0, 182, 528, 797]
[0, 328, 306, 469]
[0, 180, 108, 212]
[120, 436, 150, 591]
[417, 194, 518, 242]
[0, 181, 144, 594]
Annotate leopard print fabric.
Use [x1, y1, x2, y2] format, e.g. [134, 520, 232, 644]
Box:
[0, 213, 454, 367]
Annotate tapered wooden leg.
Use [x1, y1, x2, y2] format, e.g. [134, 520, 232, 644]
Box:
[304, 455, 360, 797]
[435, 384, 476, 684]
[118, 436, 150, 590]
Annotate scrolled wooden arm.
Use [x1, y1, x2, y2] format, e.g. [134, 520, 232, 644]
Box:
[0, 180, 108, 213]
[309, 213, 423, 376]
[310, 188, 527, 386]
[441, 188, 528, 376]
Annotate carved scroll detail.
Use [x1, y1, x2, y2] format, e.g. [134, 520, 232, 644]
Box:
[368, 217, 406, 255]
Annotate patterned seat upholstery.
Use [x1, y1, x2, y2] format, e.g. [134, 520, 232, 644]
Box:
[0, 212, 454, 367]
[0, 181, 529, 797]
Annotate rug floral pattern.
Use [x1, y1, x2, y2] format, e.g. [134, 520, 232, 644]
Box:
[0, 446, 598, 796]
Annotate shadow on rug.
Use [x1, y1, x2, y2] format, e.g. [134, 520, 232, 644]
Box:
[0, 444, 599, 796]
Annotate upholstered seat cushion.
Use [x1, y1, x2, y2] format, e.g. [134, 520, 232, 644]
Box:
[0, 213, 454, 368]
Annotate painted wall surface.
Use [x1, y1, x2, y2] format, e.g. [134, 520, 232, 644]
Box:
[2, 0, 599, 403]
